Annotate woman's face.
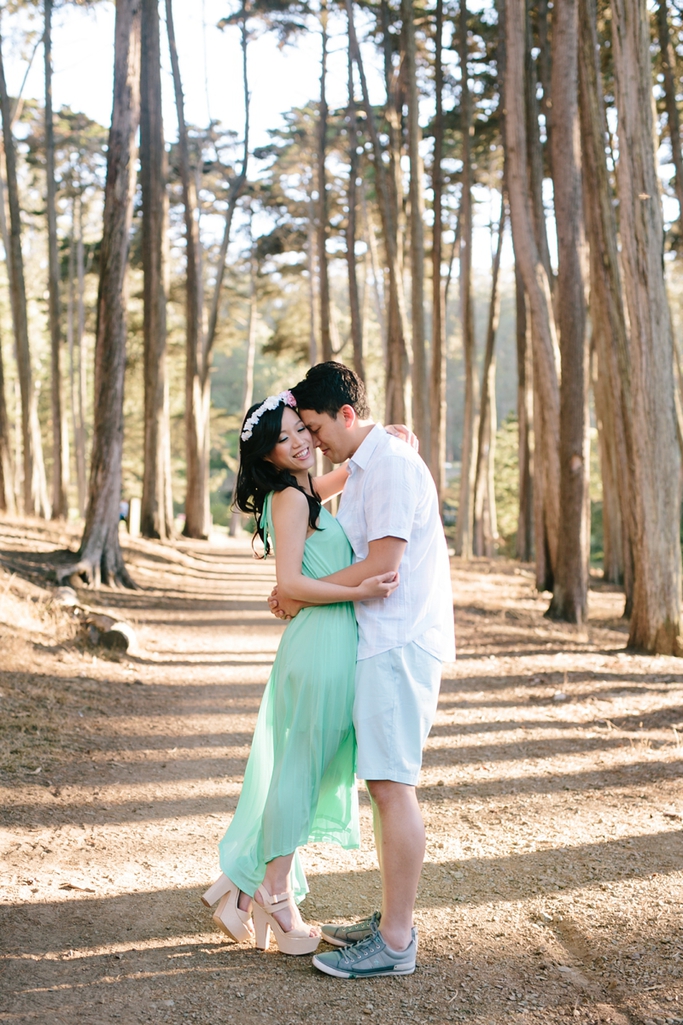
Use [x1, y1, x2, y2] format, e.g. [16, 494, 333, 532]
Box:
[266, 406, 315, 473]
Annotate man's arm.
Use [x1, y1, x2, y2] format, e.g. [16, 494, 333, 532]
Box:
[269, 536, 406, 618]
[321, 536, 406, 586]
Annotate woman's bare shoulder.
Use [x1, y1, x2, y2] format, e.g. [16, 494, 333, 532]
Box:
[271, 486, 309, 514]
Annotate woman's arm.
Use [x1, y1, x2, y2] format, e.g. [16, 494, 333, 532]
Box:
[311, 463, 349, 503]
[271, 488, 398, 605]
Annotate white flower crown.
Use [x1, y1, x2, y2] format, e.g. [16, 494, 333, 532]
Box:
[240, 390, 297, 442]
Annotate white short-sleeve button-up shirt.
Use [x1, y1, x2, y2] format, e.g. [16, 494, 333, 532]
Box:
[336, 424, 456, 662]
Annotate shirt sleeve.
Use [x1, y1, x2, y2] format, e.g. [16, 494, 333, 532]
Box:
[364, 449, 421, 544]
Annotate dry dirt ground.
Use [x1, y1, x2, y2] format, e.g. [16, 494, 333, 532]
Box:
[0, 516, 682, 1025]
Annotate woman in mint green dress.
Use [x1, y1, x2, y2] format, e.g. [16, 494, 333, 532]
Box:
[201, 391, 398, 956]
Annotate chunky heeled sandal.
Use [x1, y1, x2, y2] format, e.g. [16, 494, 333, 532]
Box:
[252, 885, 320, 956]
[211, 877, 254, 943]
[201, 873, 231, 908]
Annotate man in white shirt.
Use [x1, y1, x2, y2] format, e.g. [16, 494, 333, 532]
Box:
[273, 362, 455, 978]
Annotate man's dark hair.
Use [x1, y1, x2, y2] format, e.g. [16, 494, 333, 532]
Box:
[291, 361, 370, 419]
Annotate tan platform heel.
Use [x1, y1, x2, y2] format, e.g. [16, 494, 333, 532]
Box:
[211, 878, 254, 943]
[252, 885, 320, 956]
[201, 873, 231, 908]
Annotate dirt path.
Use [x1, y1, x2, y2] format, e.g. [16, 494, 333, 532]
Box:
[1, 517, 682, 1025]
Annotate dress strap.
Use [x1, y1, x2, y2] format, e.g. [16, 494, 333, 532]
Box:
[261, 491, 274, 554]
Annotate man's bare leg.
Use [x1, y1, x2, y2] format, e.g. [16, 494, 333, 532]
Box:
[366, 779, 425, 951]
[371, 794, 383, 874]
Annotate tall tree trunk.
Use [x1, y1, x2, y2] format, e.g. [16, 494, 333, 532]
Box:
[656, 0, 683, 233]
[0, 328, 13, 513]
[546, 0, 589, 624]
[346, 0, 407, 421]
[140, 0, 172, 540]
[66, 207, 77, 514]
[609, 0, 682, 654]
[578, 0, 634, 608]
[381, 0, 408, 422]
[58, 0, 141, 586]
[0, 26, 50, 518]
[535, 0, 552, 179]
[45, 0, 66, 519]
[593, 355, 623, 583]
[403, 0, 428, 456]
[515, 263, 534, 561]
[524, 6, 554, 295]
[345, 45, 364, 379]
[455, 0, 479, 559]
[429, 0, 446, 501]
[76, 197, 88, 517]
[360, 179, 386, 349]
[473, 198, 505, 558]
[67, 205, 88, 520]
[317, 0, 332, 361]
[166, 0, 209, 539]
[229, 230, 258, 537]
[306, 192, 318, 366]
[205, 11, 249, 360]
[505, 0, 560, 589]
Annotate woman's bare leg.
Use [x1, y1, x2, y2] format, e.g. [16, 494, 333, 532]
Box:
[247, 852, 319, 937]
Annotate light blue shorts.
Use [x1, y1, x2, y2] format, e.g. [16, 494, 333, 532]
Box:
[354, 640, 442, 786]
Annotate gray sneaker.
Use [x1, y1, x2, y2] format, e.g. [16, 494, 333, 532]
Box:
[312, 927, 417, 979]
[320, 911, 381, 948]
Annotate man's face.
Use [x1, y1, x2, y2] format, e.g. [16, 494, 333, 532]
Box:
[298, 407, 354, 464]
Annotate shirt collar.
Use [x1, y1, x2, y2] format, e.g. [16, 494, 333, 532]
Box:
[348, 424, 384, 473]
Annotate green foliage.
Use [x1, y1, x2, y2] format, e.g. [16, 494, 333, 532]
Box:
[493, 414, 520, 558]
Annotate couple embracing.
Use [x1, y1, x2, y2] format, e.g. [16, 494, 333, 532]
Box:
[201, 361, 455, 979]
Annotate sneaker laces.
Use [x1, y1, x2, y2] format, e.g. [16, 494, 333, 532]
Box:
[355, 911, 381, 933]
[340, 932, 385, 964]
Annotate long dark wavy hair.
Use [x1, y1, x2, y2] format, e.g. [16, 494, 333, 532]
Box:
[233, 399, 321, 557]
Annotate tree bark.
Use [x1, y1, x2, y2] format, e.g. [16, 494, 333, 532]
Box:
[505, 0, 560, 589]
[317, 0, 332, 361]
[229, 229, 258, 537]
[205, 11, 249, 361]
[166, 0, 210, 539]
[360, 179, 386, 349]
[515, 262, 534, 561]
[535, 0, 552, 180]
[140, 0, 172, 540]
[429, 0, 445, 502]
[656, 0, 683, 232]
[345, 46, 364, 380]
[66, 204, 85, 520]
[455, 0, 479, 559]
[58, 0, 141, 587]
[306, 190, 318, 366]
[403, 0, 428, 456]
[473, 198, 505, 558]
[593, 354, 623, 583]
[546, 0, 590, 625]
[609, 0, 682, 653]
[346, 0, 407, 422]
[525, 6, 553, 292]
[0, 327, 13, 513]
[578, 0, 634, 608]
[45, 0, 67, 519]
[0, 26, 50, 518]
[76, 197, 88, 517]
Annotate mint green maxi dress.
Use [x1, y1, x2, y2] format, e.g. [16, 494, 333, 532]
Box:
[218, 491, 360, 904]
